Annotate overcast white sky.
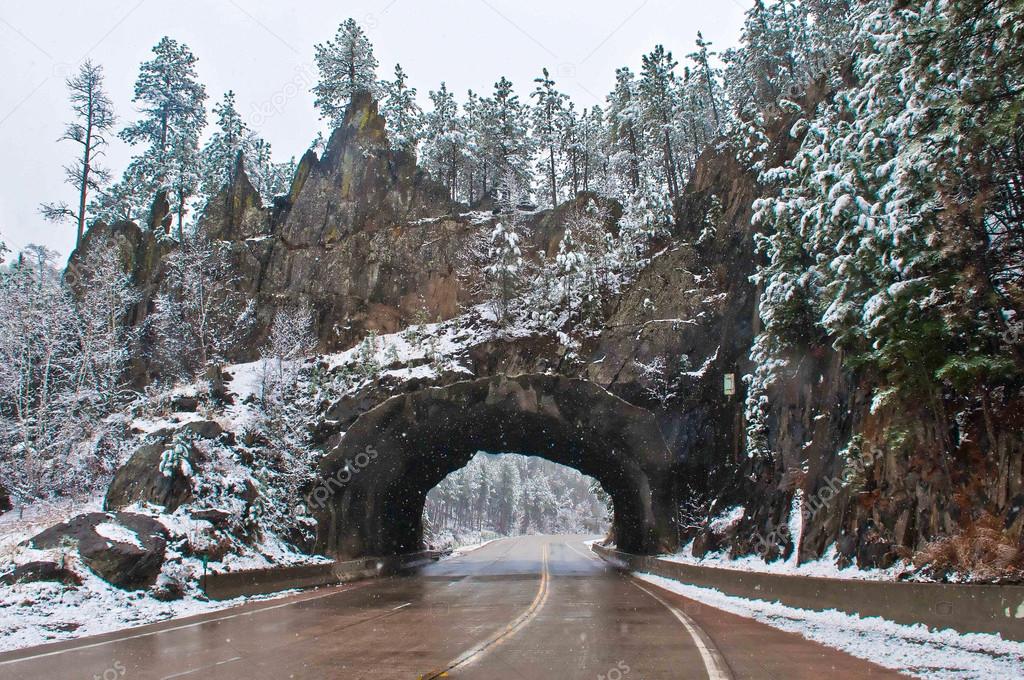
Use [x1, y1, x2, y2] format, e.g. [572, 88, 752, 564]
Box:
[0, 0, 750, 261]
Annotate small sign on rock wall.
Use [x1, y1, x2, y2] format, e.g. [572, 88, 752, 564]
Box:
[723, 373, 736, 396]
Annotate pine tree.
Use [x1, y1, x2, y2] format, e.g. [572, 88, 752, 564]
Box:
[40, 60, 116, 248]
[606, 67, 644, 195]
[640, 45, 683, 207]
[200, 91, 250, 201]
[422, 83, 465, 200]
[117, 37, 207, 237]
[486, 77, 533, 192]
[687, 32, 722, 131]
[312, 18, 380, 128]
[461, 89, 490, 203]
[579, 105, 608, 194]
[380, 63, 423, 151]
[485, 173, 529, 322]
[530, 68, 569, 208]
[199, 92, 290, 205]
[247, 140, 295, 203]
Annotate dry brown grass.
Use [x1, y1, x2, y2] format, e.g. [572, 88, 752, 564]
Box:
[913, 513, 1024, 583]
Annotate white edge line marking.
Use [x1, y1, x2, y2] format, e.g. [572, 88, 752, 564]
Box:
[632, 581, 734, 680]
[565, 541, 602, 562]
[160, 655, 243, 680]
[0, 582, 371, 666]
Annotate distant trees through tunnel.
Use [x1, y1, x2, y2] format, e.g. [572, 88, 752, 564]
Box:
[422, 452, 611, 549]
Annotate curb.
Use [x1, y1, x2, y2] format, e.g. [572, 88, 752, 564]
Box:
[199, 550, 443, 600]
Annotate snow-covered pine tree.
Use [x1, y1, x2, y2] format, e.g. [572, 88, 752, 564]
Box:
[246, 140, 295, 204]
[530, 68, 569, 208]
[380, 63, 423, 152]
[116, 37, 208, 238]
[639, 45, 683, 208]
[312, 18, 380, 129]
[40, 60, 116, 248]
[200, 91, 249, 201]
[687, 32, 722, 132]
[422, 83, 465, 201]
[579, 105, 608, 194]
[486, 219, 524, 323]
[606, 67, 644, 196]
[485, 77, 533, 193]
[560, 102, 582, 197]
[485, 171, 529, 322]
[461, 89, 489, 203]
[199, 92, 291, 205]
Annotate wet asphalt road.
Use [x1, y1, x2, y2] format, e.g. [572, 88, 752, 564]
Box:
[0, 535, 907, 679]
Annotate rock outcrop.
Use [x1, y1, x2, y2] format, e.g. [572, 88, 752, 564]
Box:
[28, 512, 169, 590]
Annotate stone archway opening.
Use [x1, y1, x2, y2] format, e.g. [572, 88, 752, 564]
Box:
[311, 374, 679, 558]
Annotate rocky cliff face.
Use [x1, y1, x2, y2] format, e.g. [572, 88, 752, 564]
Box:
[75, 91, 1022, 577]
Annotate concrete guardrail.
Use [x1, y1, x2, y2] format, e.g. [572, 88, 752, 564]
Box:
[199, 550, 444, 600]
[592, 543, 1024, 642]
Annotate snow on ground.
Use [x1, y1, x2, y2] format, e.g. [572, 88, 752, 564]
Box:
[668, 504, 909, 581]
[0, 499, 325, 653]
[664, 542, 907, 581]
[0, 563, 298, 653]
[635, 573, 1024, 680]
[0, 499, 103, 566]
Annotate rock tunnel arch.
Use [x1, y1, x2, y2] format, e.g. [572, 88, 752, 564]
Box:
[311, 374, 680, 558]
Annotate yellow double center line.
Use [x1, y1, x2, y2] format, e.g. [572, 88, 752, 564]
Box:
[420, 544, 551, 679]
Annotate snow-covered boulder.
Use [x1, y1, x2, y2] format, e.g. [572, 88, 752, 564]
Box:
[105, 421, 223, 513]
[105, 442, 196, 513]
[27, 512, 168, 590]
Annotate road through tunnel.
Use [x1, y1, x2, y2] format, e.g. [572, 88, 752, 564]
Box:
[312, 374, 680, 557]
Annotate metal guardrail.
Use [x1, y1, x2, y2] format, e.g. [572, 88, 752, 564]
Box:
[592, 543, 1024, 642]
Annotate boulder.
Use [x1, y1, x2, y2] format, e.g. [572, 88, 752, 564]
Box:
[105, 442, 196, 512]
[0, 561, 82, 587]
[105, 423, 222, 513]
[28, 512, 168, 590]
